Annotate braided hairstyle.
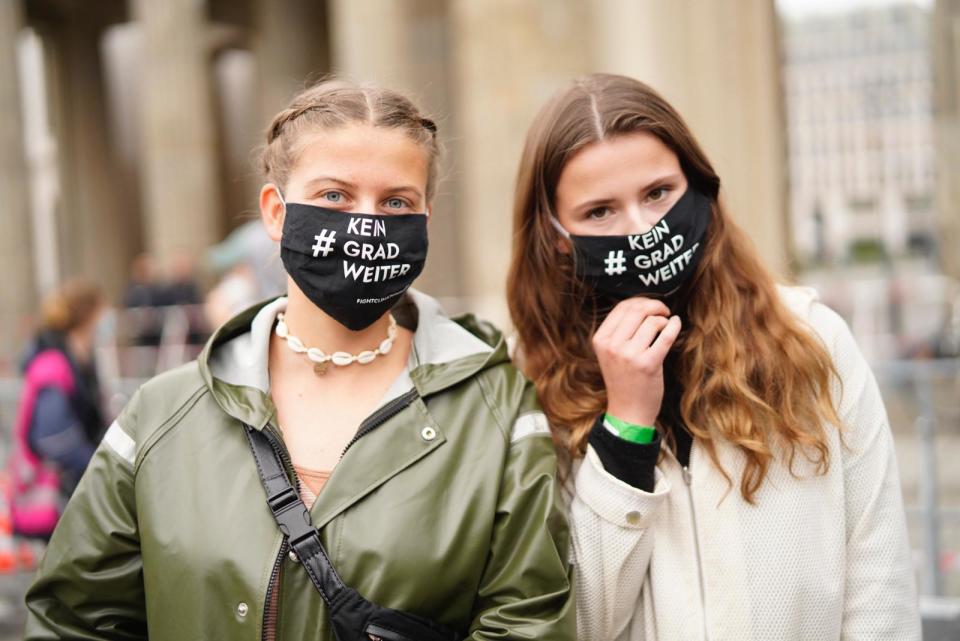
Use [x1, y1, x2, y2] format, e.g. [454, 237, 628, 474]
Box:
[259, 79, 441, 200]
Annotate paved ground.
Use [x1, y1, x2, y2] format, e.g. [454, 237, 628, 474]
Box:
[0, 572, 31, 639]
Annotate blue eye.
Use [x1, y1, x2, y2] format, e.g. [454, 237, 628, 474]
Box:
[323, 191, 343, 203]
[386, 197, 408, 210]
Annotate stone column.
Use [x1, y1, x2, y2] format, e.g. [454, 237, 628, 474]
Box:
[0, 0, 36, 371]
[591, 0, 791, 278]
[254, 0, 330, 122]
[132, 0, 222, 271]
[448, 0, 592, 324]
[47, 13, 138, 302]
[329, 0, 469, 310]
[934, 0, 960, 280]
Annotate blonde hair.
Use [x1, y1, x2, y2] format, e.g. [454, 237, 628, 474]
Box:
[508, 73, 843, 503]
[259, 78, 441, 200]
[41, 279, 103, 334]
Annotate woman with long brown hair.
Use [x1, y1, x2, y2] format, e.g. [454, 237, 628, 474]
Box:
[508, 73, 919, 640]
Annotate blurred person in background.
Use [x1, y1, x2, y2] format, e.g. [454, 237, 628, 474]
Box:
[158, 251, 202, 309]
[204, 219, 287, 328]
[159, 251, 209, 345]
[203, 262, 260, 329]
[508, 73, 921, 640]
[8, 279, 107, 539]
[122, 253, 160, 310]
[122, 253, 163, 347]
[206, 218, 288, 299]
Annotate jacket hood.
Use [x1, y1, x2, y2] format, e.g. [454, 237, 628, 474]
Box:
[197, 289, 511, 428]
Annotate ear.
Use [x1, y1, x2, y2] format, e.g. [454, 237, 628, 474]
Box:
[259, 183, 285, 242]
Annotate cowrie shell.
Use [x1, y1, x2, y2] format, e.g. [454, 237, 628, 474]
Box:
[331, 352, 354, 366]
[357, 350, 377, 365]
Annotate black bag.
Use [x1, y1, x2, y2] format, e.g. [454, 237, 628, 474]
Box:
[244, 424, 460, 641]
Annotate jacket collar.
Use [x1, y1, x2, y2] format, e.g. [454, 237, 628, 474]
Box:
[198, 289, 507, 428]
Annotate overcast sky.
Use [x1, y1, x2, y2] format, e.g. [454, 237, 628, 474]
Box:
[776, 0, 933, 19]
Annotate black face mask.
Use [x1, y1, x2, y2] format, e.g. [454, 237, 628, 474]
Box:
[554, 187, 712, 300]
[279, 201, 428, 331]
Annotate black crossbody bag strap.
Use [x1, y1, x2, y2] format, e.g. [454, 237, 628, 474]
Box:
[243, 424, 460, 641]
[243, 424, 345, 604]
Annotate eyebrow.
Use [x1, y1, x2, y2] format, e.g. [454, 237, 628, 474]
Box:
[303, 176, 356, 191]
[388, 185, 425, 199]
[640, 172, 684, 193]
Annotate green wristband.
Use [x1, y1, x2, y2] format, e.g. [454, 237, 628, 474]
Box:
[603, 414, 656, 444]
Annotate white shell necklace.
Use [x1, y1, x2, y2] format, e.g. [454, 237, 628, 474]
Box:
[274, 312, 398, 375]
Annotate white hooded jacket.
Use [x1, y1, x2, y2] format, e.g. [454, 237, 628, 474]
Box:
[569, 286, 921, 641]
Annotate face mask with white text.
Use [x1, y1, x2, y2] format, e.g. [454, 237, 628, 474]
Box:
[279, 198, 428, 331]
[553, 187, 711, 300]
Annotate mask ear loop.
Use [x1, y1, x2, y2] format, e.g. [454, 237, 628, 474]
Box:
[275, 185, 287, 210]
[549, 214, 571, 239]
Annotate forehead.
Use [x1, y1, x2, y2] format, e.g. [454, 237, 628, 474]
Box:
[556, 131, 680, 199]
[288, 122, 429, 189]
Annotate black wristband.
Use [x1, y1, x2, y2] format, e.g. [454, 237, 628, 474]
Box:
[587, 414, 661, 492]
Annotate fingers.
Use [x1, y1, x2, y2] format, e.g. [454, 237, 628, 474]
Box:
[627, 315, 671, 352]
[645, 315, 682, 362]
[594, 297, 671, 346]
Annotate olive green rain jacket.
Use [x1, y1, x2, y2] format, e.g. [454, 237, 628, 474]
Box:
[24, 290, 575, 640]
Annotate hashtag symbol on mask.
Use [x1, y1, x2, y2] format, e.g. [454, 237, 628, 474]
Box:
[604, 250, 627, 276]
[311, 230, 338, 257]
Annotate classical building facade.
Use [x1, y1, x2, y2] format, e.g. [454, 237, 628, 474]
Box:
[934, 0, 960, 282]
[782, 3, 937, 266]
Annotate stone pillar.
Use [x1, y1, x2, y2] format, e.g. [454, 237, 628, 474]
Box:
[448, 0, 592, 324]
[232, 0, 330, 236]
[591, 0, 790, 278]
[934, 0, 960, 280]
[329, 0, 469, 310]
[0, 0, 35, 371]
[254, 0, 329, 122]
[47, 13, 138, 302]
[133, 0, 222, 271]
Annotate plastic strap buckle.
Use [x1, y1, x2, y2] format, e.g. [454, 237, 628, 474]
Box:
[268, 488, 316, 547]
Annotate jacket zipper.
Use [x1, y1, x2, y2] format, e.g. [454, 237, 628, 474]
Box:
[261, 423, 299, 641]
[259, 389, 420, 640]
[261, 540, 287, 641]
[682, 457, 710, 641]
[340, 388, 421, 458]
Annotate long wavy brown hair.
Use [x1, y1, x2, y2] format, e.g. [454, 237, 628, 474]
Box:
[507, 73, 842, 503]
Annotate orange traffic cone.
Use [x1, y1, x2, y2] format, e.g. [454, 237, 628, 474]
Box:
[0, 511, 17, 574]
[0, 471, 16, 573]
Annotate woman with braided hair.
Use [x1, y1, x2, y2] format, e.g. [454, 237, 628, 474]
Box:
[25, 79, 575, 641]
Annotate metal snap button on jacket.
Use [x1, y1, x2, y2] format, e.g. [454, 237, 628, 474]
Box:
[237, 602, 249, 617]
[421, 426, 437, 441]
